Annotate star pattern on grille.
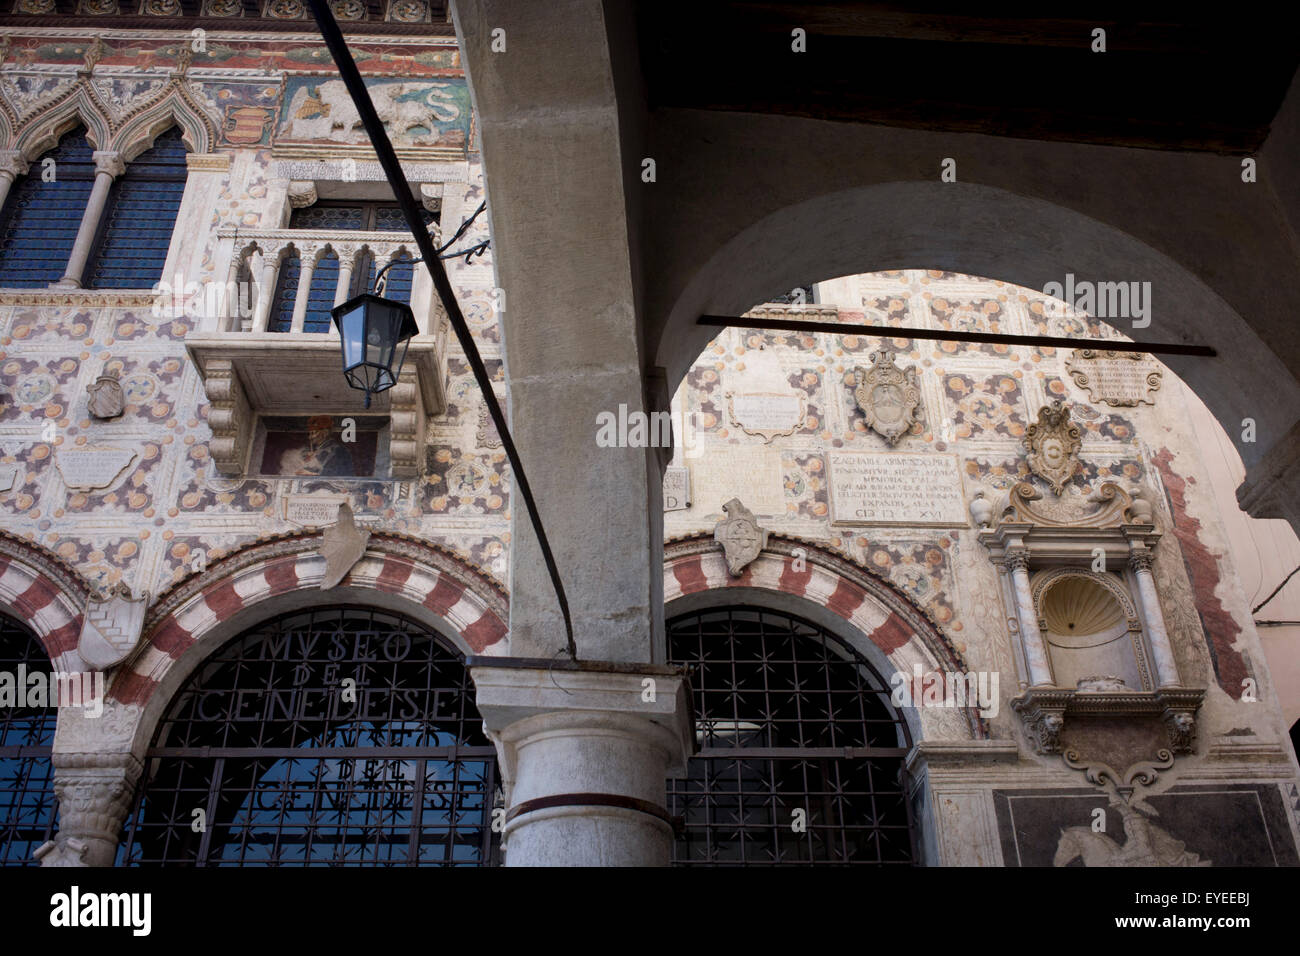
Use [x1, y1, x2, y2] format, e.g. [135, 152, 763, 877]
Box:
[668, 606, 915, 866]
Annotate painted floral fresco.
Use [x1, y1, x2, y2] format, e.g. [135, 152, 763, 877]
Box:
[0, 55, 507, 596]
[940, 371, 1028, 440]
[665, 269, 1222, 667]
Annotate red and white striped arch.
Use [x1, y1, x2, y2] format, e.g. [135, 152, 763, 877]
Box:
[0, 532, 89, 671]
[110, 533, 509, 708]
[664, 533, 985, 738]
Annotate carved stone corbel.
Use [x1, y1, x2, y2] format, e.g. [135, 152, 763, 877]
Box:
[1011, 694, 1067, 754]
[388, 367, 425, 478]
[202, 358, 252, 475]
[419, 183, 444, 221]
[1163, 708, 1198, 754]
[287, 180, 318, 208]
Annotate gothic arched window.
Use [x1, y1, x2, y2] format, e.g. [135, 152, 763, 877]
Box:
[119, 606, 500, 866]
[86, 126, 189, 289]
[667, 605, 916, 865]
[0, 612, 58, 865]
[0, 128, 96, 288]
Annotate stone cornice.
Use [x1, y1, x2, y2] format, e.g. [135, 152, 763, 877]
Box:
[0, 289, 157, 307]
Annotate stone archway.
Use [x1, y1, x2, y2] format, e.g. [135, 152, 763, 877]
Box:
[649, 180, 1296, 482]
[0, 531, 88, 671]
[664, 533, 987, 742]
[38, 533, 508, 867]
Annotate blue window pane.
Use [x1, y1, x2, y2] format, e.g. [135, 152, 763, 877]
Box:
[288, 202, 434, 233]
[305, 251, 340, 333]
[270, 250, 341, 334]
[0, 129, 95, 288]
[288, 204, 366, 230]
[0, 613, 58, 867]
[372, 205, 435, 231]
[87, 127, 188, 290]
[268, 254, 302, 333]
[369, 252, 415, 305]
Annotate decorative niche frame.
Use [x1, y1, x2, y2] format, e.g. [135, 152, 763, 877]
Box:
[972, 481, 1204, 755]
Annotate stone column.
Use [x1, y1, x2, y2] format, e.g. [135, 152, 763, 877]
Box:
[289, 245, 319, 333]
[370, 250, 393, 296]
[54, 150, 124, 289]
[0, 150, 29, 212]
[454, 0, 664, 662]
[471, 660, 693, 867]
[222, 247, 246, 332]
[1129, 550, 1181, 687]
[1007, 552, 1054, 687]
[250, 246, 281, 333]
[36, 753, 141, 867]
[334, 244, 358, 308]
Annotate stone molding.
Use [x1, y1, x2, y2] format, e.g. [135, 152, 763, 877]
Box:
[107, 532, 510, 709]
[664, 531, 986, 740]
[0, 530, 90, 670]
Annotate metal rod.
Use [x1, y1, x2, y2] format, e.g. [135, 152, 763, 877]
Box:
[307, 0, 577, 661]
[698, 314, 1217, 357]
[371, 199, 491, 289]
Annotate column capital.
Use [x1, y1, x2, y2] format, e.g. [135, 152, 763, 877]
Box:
[1004, 549, 1031, 573]
[1128, 550, 1154, 574]
[92, 151, 126, 178]
[0, 149, 29, 180]
[37, 752, 142, 867]
[468, 658, 695, 866]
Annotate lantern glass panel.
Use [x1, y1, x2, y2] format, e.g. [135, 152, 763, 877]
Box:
[335, 302, 366, 371]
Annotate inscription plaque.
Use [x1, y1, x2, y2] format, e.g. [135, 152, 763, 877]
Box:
[663, 465, 691, 512]
[1065, 350, 1162, 407]
[725, 391, 806, 442]
[0, 464, 18, 493]
[828, 451, 967, 527]
[55, 446, 137, 492]
[284, 493, 352, 526]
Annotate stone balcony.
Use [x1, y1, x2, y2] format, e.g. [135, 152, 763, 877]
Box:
[184, 226, 448, 479]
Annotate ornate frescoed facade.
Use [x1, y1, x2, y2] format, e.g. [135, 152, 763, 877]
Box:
[0, 7, 1296, 870]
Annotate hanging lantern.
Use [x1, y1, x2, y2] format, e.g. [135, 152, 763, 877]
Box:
[330, 292, 419, 408]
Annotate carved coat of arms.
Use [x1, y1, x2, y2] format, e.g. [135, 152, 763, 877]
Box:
[852, 351, 921, 444]
[86, 373, 124, 420]
[319, 503, 371, 590]
[223, 105, 276, 146]
[78, 582, 147, 670]
[713, 498, 768, 576]
[1025, 400, 1083, 495]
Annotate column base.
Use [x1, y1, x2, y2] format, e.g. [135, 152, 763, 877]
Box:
[469, 657, 694, 867]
